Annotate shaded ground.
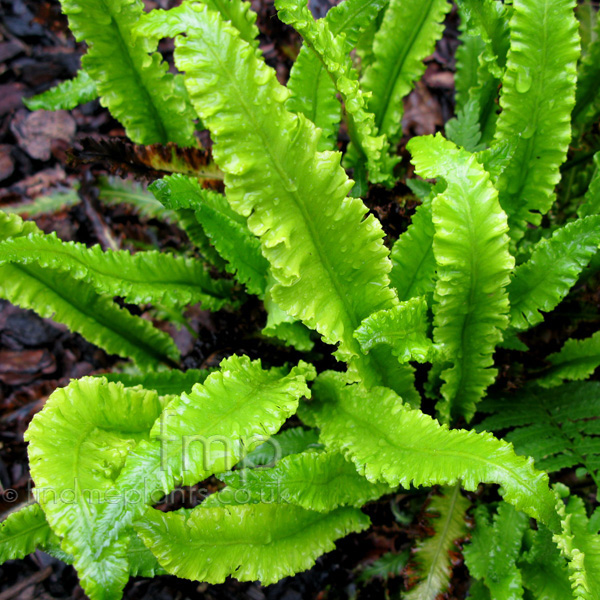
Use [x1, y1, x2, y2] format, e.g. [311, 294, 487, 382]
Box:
[0, 1, 573, 598]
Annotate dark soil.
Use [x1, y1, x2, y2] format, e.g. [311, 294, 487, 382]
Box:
[0, 1, 558, 599]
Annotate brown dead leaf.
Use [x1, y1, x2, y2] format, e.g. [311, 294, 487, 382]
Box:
[402, 81, 444, 137]
[70, 137, 223, 189]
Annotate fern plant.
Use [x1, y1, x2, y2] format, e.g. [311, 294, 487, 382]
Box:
[2, 0, 600, 598]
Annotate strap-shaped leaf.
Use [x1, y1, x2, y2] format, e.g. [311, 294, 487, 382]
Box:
[275, 0, 396, 185]
[82, 356, 315, 591]
[4, 189, 80, 217]
[308, 372, 559, 530]
[0, 504, 165, 579]
[141, 4, 405, 392]
[26, 358, 313, 598]
[0, 263, 179, 367]
[572, 7, 600, 129]
[151, 175, 311, 346]
[361, 0, 451, 144]
[23, 69, 97, 111]
[0, 265, 179, 367]
[577, 152, 600, 218]
[135, 503, 370, 584]
[219, 450, 392, 512]
[114, 358, 315, 501]
[98, 176, 177, 224]
[101, 368, 210, 396]
[457, 0, 510, 79]
[151, 174, 269, 296]
[389, 197, 437, 302]
[61, 0, 195, 146]
[0, 214, 179, 367]
[537, 331, 600, 388]
[0, 227, 236, 311]
[454, 32, 485, 114]
[408, 134, 513, 422]
[286, 0, 388, 151]
[201, 0, 260, 48]
[354, 297, 434, 363]
[492, 0, 580, 241]
[455, 0, 511, 143]
[520, 525, 573, 600]
[554, 492, 600, 599]
[405, 485, 470, 600]
[508, 215, 600, 331]
[262, 286, 314, 351]
[464, 503, 529, 600]
[140, 0, 260, 50]
[237, 426, 321, 468]
[0, 503, 59, 563]
[25, 377, 164, 599]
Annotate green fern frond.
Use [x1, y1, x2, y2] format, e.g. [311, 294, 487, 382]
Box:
[465, 503, 529, 599]
[23, 69, 97, 111]
[135, 503, 369, 584]
[98, 177, 177, 224]
[61, 0, 196, 146]
[508, 215, 600, 331]
[25, 377, 165, 599]
[218, 450, 392, 512]
[262, 286, 315, 351]
[519, 525, 573, 600]
[572, 7, 600, 130]
[77, 358, 316, 597]
[201, 0, 260, 48]
[405, 485, 470, 600]
[237, 426, 322, 468]
[150, 175, 312, 347]
[455, 0, 510, 143]
[101, 368, 210, 396]
[150, 175, 269, 296]
[357, 550, 409, 582]
[554, 491, 600, 599]
[445, 98, 486, 152]
[0, 212, 180, 367]
[140, 0, 260, 50]
[361, 0, 451, 145]
[537, 331, 600, 388]
[24, 359, 314, 598]
[0, 504, 166, 579]
[0, 221, 236, 311]
[577, 152, 600, 218]
[454, 31, 485, 114]
[275, 0, 396, 185]
[308, 372, 559, 530]
[0, 503, 60, 562]
[492, 0, 580, 242]
[142, 3, 406, 392]
[0, 263, 179, 367]
[286, 0, 388, 151]
[478, 382, 600, 486]
[389, 196, 436, 303]
[116, 358, 315, 499]
[408, 134, 513, 422]
[354, 296, 434, 364]
[3, 188, 80, 217]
